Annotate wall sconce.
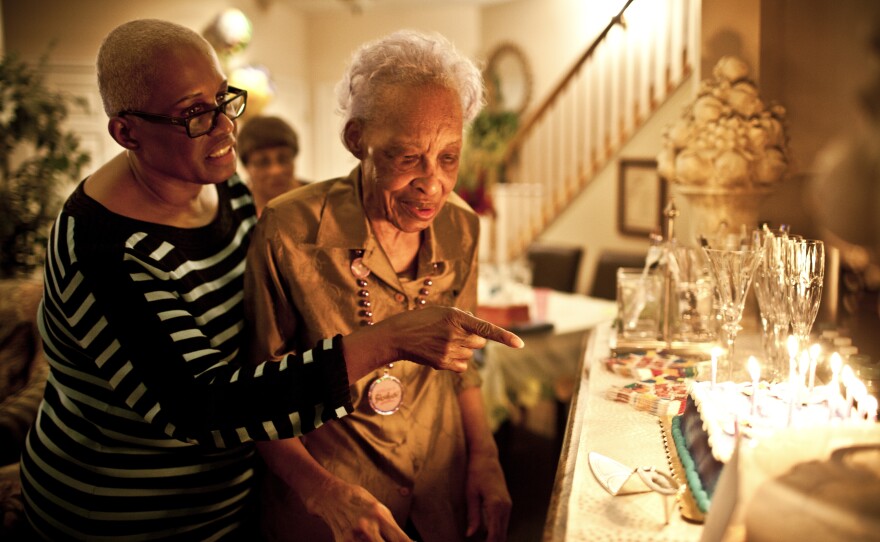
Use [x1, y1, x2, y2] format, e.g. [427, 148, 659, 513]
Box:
[229, 64, 275, 118]
[202, 8, 253, 58]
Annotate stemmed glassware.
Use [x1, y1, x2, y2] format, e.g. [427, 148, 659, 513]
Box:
[702, 231, 762, 381]
[787, 239, 825, 351]
[753, 228, 798, 381]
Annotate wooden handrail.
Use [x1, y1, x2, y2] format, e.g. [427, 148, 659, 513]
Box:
[503, 0, 635, 163]
[490, 0, 695, 263]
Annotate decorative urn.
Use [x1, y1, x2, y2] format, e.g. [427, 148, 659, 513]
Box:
[657, 56, 790, 241]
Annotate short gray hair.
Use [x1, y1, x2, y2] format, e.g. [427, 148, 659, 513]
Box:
[97, 19, 216, 117]
[334, 30, 484, 137]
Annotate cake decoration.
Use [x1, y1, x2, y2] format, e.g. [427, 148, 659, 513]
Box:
[669, 378, 878, 520]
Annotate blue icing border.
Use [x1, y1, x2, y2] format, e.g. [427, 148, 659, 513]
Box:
[671, 415, 711, 514]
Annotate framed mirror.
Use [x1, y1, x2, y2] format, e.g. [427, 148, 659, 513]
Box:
[484, 43, 533, 116]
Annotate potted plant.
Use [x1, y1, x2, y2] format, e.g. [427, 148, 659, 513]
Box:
[456, 109, 519, 216]
[0, 52, 90, 279]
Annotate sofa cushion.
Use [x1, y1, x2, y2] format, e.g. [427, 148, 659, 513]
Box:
[0, 279, 42, 404]
[0, 357, 47, 465]
[0, 277, 45, 463]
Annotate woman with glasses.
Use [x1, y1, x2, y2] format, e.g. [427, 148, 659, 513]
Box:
[18, 19, 522, 541]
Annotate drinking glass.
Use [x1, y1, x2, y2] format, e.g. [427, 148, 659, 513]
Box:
[617, 267, 663, 339]
[702, 232, 762, 381]
[753, 228, 796, 381]
[787, 239, 824, 351]
[668, 246, 716, 342]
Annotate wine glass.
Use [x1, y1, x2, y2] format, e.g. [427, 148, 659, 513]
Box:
[787, 239, 824, 351]
[753, 232, 778, 376]
[702, 232, 762, 381]
[753, 228, 797, 381]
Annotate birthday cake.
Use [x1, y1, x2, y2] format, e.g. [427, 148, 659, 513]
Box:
[744, 443, 880, 541]
[691, 424, 880, 542]
[669, 380, 843, 516]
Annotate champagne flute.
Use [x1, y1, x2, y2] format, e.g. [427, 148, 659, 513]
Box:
[787, 239, 824, 351]
[753, 227, 795, 381]
[702, 231, 762, 381]
[753, 231, 778, 378]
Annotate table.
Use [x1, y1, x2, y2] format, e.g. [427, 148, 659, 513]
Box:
[478, 284, 617, 432]
[545, 320, 880, 541]
[544, 322, 704, 541]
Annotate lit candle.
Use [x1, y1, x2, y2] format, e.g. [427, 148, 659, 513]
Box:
[808, 343, 821, 394]
[787, 335, 799, 369]
[829, 352, 843, 396]
[711, 346, 723, 389]
[787, 355, 797, 427]
[852, 379, 868, 420]
[842, 365, 855, 419]
[787, 335, 799, 407]
[862, 395, 878, 422]
[798, 352, 810, 405]
[828, 352, 843, 421]
[748, 356, 760, 416]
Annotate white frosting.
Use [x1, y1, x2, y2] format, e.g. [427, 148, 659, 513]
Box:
[689, 380, 849, 464]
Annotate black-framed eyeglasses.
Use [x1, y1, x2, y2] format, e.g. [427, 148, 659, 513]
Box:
[118, 86, 248, 138]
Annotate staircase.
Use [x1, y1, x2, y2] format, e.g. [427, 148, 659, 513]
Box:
[492, 0, 699, 263]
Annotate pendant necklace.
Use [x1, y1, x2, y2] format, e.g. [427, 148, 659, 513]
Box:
[350, 249, 436, 415]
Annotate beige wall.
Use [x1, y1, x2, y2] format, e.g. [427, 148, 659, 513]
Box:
[1, 0, 309, 174]
[302, 4, 483, 181]
[758, 0, 880, 238]
[2, 0, 876, 294]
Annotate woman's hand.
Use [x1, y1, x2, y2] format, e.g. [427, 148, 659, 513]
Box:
[342, 306, 524, 381]
[387, 306, 524, 372]
[465, 450, 512, 542]
[304, 477, 411, 542]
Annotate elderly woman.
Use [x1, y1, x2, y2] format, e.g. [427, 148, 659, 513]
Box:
[19, 20, 521, 541]
[237, 115, 303, 216]
[244, 30, 511, 542]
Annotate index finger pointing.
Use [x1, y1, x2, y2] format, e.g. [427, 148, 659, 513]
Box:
[459, 314, 524, 349]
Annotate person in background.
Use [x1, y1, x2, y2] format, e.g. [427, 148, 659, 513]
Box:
[237, 115, 303, 216]
[245, 30, 511, 542]
[18, 19, 523, 541]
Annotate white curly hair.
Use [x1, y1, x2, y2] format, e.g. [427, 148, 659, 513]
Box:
[334, 29, 485, 143]
[96, 19, 217, 117]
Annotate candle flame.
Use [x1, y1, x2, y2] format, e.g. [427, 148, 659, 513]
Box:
[748, 356, 760, 380]
[798, 351, 810, 373]
[711, 346, 723, 360]
[787, 335, 798, 359]
[852, 379, 868, 400]
[830, 352, 842, 374]
[809, 343, 821, 360]
[862, 395, 879, 420]
[841, 364, 855, 385]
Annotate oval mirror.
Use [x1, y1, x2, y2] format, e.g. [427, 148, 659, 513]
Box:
[485, 43, 533, 116]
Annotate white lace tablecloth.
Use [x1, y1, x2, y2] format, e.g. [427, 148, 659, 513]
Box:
[548, 322, 704, 541]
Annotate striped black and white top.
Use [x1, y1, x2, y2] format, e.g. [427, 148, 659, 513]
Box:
[20, 176, 353, 540]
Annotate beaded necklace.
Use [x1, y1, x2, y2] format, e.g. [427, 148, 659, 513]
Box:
[350, 249, 437, 415]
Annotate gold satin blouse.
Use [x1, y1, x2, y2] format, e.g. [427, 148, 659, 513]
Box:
[244, 166, 481, 541]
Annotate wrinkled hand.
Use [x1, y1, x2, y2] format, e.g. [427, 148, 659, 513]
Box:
[304, 477, 410, 542]
[465, 451, 512, 542]
[378, 306, 524, 373]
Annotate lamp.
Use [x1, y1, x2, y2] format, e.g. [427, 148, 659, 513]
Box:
[229, 64, 275, 118]
[202, 8, 253, 59]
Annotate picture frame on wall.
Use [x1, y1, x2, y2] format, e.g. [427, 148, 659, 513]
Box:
[617, 159, 667, 237]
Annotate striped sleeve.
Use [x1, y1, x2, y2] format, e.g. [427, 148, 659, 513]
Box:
[40, 207, 351, 449]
